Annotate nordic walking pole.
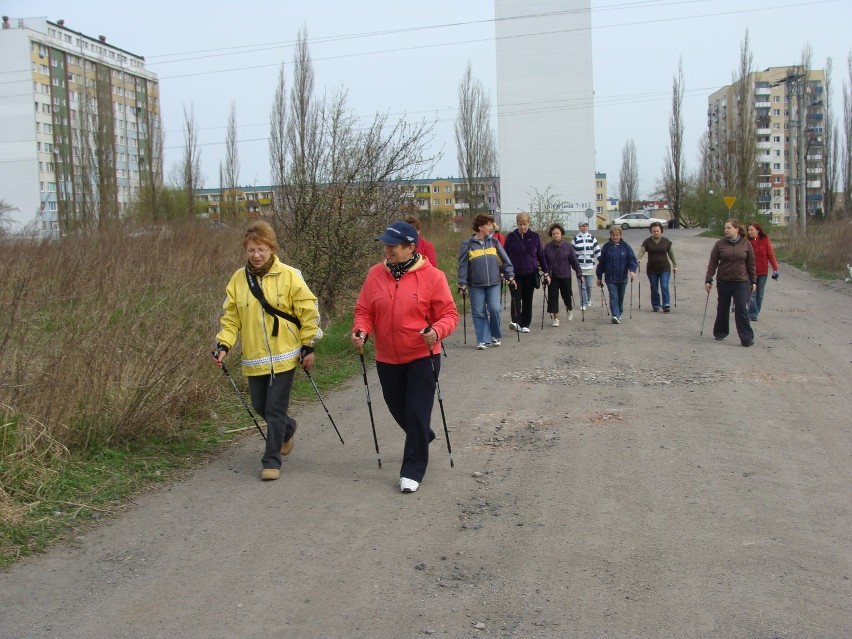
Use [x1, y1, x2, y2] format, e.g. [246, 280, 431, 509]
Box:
[600, 282, 610, 316]
[423, 321, 453, 468]
[541, 277, 547, 330]
[216, 356, 266, 441]
[673, 270, 677, 307]
[580, 280, 586, 322]
[461, 288, 467, 345]
[355, 333, 381, 468]
[629, 275, 634, 319]
[638, 263, 641, 310]
[700, 288, 711, 336]
[304, 367, 344, 445]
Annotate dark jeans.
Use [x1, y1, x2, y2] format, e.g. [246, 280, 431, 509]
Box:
[713, 280, 754, 345]
[376, 355, 439, 482]
[547, 276, 575, 314]
[511, 272, 537, 328]
[749, 274, 768, 320]
[605, 281, 627, 318]
[248, 369, 297, 469]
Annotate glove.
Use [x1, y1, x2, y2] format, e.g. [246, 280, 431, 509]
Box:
[771, 271, 779, 280]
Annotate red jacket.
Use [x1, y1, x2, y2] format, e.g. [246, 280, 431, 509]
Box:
[418, 237, 438, 268]
[748, 236, 779, 276]
[354, 257, 459, 365]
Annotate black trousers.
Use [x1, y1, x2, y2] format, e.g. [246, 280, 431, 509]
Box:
[547, 276, 574, 314]
[512, 272, 537, 328]
[248, 369, 297, 470]
[376, 355, 439, 483]
[713, 280, 754, 345]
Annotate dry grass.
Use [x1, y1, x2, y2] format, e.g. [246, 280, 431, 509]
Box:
[0, 223, 242, 456]
[772, 220, 852, 280]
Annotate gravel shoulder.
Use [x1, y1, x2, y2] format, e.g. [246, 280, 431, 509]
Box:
[2, 229, 851, 639]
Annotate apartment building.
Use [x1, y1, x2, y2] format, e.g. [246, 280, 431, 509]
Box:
[0, 16, 161, 237]
[707, 66, 825, 226]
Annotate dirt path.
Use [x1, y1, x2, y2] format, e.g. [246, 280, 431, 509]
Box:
[2, 230, 850, 639]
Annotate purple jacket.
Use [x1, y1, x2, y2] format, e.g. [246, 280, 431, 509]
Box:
[505, 229, 548, 276]
[544, 241, 582, 279]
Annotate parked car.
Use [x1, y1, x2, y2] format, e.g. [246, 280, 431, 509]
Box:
[608, 212, 669, 229]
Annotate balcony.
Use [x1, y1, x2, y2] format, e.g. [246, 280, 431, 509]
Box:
[756, 141, 771, 150]
[756, 127, 771, 135]
[755, 86, 772, 95]
[755, 101, 771, 108]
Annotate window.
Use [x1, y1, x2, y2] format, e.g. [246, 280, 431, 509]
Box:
[773, 136, 781, 142]
[773, 123, 780, 129]
[444, 186, 451, 193]
[773, 203, 780, 210]
[773, 162, 781, 170]
[772, 109, 780, 116]
[445, 198, 452, 205]
[433, 199, 440, 205]
[432, 187, 438, 193]
[773, 95, 780, 103]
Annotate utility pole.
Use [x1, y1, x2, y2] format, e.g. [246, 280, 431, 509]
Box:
[774, 70, 807, 234]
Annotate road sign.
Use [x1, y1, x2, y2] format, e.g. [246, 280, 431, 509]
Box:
[724, 197, 736, 211]
[585, 207, 594, 219]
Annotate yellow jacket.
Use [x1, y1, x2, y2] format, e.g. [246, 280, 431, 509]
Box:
[216, 256, 322, 376]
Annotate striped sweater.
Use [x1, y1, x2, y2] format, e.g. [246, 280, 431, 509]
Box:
[572, 231, 601, 272]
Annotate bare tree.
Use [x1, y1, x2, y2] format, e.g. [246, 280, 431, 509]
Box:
[224, 101, 240, 222]
[269, 64, 287, 220]
[270, 29, 438, 316]
[618, 139, 639, 215]
[732, 30, 757, 207]
[138, 111, 165, 221]
[822, 57, 839, 219]
[0, 199, 18, 235]
[661, 58, 686, 228]
[455, 61, 497, 218]
[843, 53, 852, 217]
[525, 186, 564, 232]
[178, 105, 203, 218]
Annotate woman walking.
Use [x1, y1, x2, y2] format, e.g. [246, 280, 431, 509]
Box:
[352, 221, 459, 494]
[746, 221, 779, 321]
[458, 214, 516, 349]
[504, 213, 549, 333]
[572, 220, 601, 310]
[704, 219, 757, 346]
[596, 226, 637, 324]
[636, 221, 677, 312]
[212, 220, 322, 481]
[543, 223, 583, 326]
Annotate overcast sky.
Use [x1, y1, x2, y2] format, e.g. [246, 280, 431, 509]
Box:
[6, 0, 851, 198]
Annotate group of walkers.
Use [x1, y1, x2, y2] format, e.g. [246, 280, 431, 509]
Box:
[211, 214, 779, 493]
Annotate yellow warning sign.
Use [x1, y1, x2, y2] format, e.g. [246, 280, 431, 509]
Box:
[724, 196, 736, 210]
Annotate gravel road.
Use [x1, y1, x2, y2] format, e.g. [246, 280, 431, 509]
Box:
[1, 229, 850, 639]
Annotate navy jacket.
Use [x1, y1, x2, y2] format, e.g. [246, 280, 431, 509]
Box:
[596, 240, 638, 284]
[504, 229, 548, 276]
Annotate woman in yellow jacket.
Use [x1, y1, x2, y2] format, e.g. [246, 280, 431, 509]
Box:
[213, 220, 322, 481]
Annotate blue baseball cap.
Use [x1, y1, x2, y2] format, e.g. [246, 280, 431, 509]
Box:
[375, 221, 419, 247]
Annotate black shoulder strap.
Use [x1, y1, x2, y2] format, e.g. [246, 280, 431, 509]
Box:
[245, 267, 301, 337]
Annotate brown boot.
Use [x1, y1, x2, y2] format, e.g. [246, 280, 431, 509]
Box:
[261, 468, 280, 481]
[280, 418, 298, 456]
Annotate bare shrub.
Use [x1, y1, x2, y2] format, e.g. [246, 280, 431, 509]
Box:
[0, 222, 241, 455]
[773, 220, 852, 278]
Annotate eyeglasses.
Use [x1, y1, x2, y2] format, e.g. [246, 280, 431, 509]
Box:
[246, 247, 271, 255]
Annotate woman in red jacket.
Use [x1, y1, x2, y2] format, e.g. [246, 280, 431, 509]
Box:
[746, 222, 780, 322]
[352, 221, 459, 494]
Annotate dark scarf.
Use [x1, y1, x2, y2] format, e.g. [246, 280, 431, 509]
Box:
[246, 254, 275, 277]
[386, 253, 419, 281]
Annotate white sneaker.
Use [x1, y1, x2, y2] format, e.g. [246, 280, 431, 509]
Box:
[400, 477, 419, 493]
[580, 304, 587, 311]
[611, 316, 620, 324]
[552, 318, 560, 327]
[491, 339, 501, 347]
[509, 322, 520, 332]
[568, 310, 573, 321]
[477, 343, 488, 350]
[521, 327, 531, 333]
